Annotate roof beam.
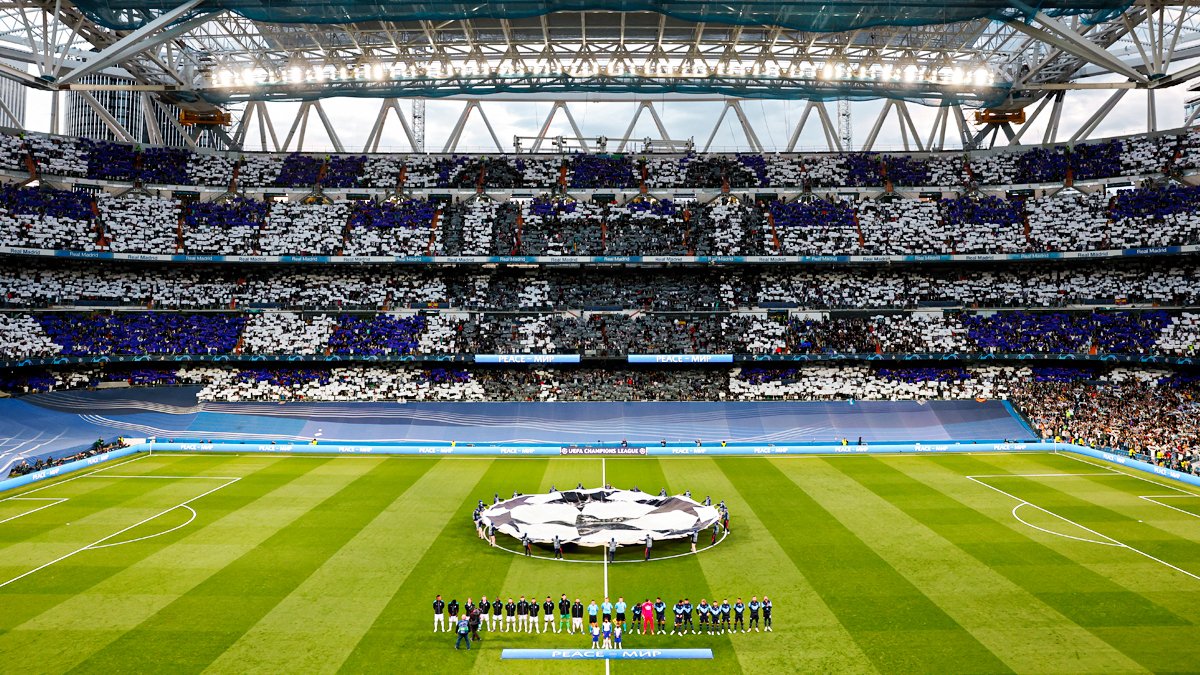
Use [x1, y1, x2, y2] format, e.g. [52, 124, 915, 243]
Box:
[1008, 12, 1148, 84]
[55, 0, 210, 85]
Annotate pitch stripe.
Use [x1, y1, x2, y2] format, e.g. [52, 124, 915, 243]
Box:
[58, 457, 411, 673]
[0, 455, 329, 671]
[202, 458, 489, 674]
[719, 458, 1011, 674]
[885, 455, 1184, 672]
[659, 457, 878, 675]
[336, 459, 549, 672]
[806, 456, 1148, 674]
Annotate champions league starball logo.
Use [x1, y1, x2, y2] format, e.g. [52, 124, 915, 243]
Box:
[480, 489, 720, 546]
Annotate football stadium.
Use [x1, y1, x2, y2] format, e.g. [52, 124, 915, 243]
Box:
[1, 0, 1200, 672]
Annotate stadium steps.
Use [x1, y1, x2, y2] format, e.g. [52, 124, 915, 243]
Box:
[21, 145, 37, 182]
[427, 209, 442, 255]
[340, 206, 354, 254]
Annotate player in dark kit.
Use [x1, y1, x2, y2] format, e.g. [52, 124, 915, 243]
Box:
[762, 596, 773, 631]
[528, 595, 541, 633]
[697, 599, 712, 634]
[504, 598, 516, 633]
[748, 596, 761, 631]
[433, 595, 446, 632]
[447, 599, 459, 627]
[492, 598, 503, 631]
[719, 598, 732, 633]
[543, 596, 555, 634]
[654, 597, 667, 628]
[733, 598, 746, 632]
[672, 600, 684, 635]
[682, 598, 694, 633]
[517, 596, 530, 633]
[570, 598, 585, 634]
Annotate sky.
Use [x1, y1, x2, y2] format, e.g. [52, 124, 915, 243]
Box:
[19, 80, 1193, 154]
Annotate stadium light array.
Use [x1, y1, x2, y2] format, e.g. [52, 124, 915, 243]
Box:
[209, 58, 997, 90]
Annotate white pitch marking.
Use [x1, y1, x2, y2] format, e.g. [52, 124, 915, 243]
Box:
[1010, 502, 1120, 547]
[1056, 452, 1200, 496]
[0, 498, 68, 524]
[601, 457, 608, 597]
[968, 475, 1200, 582]
[966, 473, 1114, 478]
[84, 475, 241, 480]
[601, 456, 609, 675]
[0, 475, 239, 590]
[87, 505, 198, 549]
[1138, 495, 1200, 520]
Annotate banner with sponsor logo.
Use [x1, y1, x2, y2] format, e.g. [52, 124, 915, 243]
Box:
[0, 445, 143, 493]
[475, 354, 581, 364]
[560, 446, 648, 456]
[627, 354, 734, 364]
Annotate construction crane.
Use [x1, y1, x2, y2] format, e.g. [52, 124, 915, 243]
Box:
[838, 99, 852, 151]
[412, 99, 425, 153]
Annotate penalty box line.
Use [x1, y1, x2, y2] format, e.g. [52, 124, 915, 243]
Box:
[0, 498, 69, 525]
[967, 474, 1200, 583]
[1054, 452, 1200, 520]
[0, 472, 241, 591]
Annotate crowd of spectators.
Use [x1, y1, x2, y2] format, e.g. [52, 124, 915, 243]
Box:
[7, 437, 128, 478]
[0, 308, 1196, 359]
[2, 182, 1200, 257]
[2, 259, 1197, 312]
[2, 128, 1199, 191]
[1012, 369, 1199, 470]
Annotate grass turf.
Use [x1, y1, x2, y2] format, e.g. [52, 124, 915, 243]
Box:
[0, 450, 1197, 673]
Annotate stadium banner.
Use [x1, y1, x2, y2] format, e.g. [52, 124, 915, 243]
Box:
[474, 354, 581, 363]
[560, 446, 648, 456]
[1064, 446, 1200, 489]
[627, 354, 735, 363]
[148, 441, 1054, 456]
[2, 352, 1194, 369]
[501, 649, 712, 660]
[3, 245, 1199, 266]
[0, 445, 144, 494]
[0, 353, 475, 368]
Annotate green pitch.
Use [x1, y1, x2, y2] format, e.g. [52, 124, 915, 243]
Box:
[1, 450, 1198, 674]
